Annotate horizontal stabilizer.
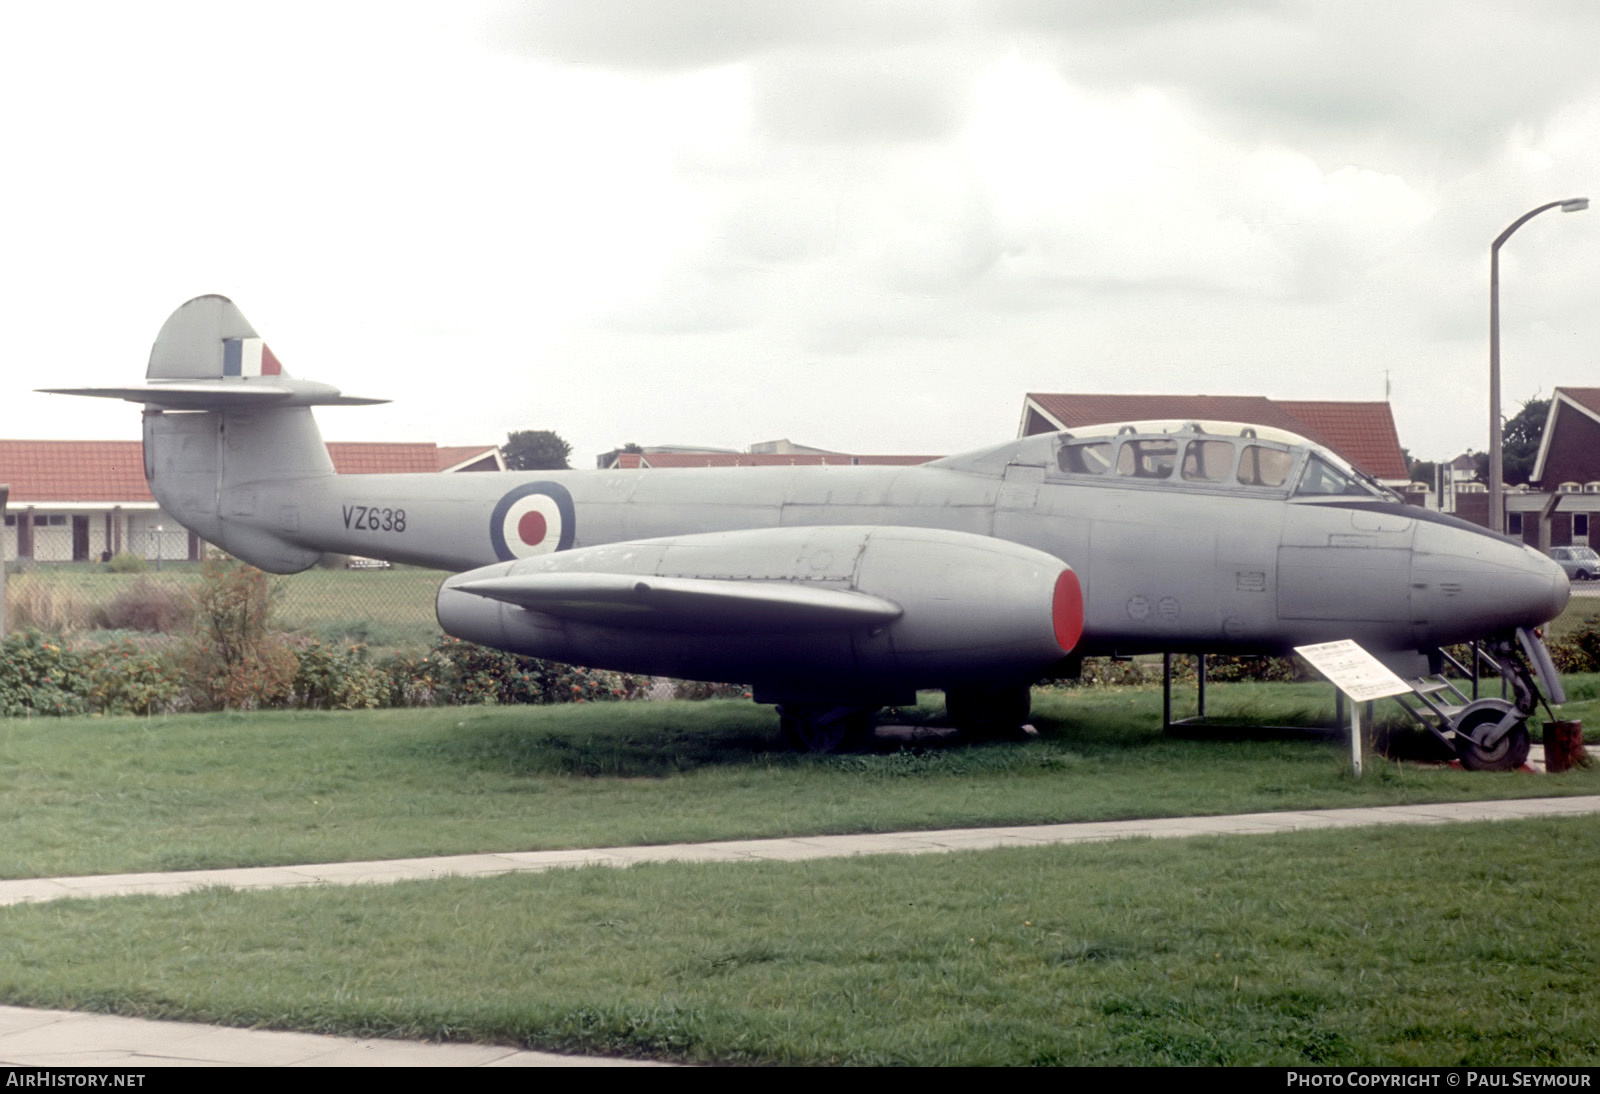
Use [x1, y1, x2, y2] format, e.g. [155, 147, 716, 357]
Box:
[39, 378, 387, 409]
[454, 572, 905, 631]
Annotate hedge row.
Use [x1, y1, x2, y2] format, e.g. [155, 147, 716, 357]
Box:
[0, 631, 644, 718]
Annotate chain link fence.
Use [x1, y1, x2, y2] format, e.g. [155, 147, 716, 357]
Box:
[3, 557, 446, 654]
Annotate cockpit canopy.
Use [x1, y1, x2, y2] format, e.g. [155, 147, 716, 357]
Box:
[1048, 420, 1397, 500]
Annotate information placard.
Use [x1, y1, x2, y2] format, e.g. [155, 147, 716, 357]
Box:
[1294, 640, 1413, 702]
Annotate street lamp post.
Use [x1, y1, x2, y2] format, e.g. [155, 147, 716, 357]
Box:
[1489, 197, 1588, 535]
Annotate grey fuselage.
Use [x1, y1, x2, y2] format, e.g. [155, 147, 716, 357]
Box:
[149, 410, 1569, 661]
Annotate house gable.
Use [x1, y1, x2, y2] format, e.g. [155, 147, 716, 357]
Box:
[1532, 391, 1600, 488]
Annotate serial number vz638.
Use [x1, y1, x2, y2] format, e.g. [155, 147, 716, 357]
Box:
[342, 505, 407, 533]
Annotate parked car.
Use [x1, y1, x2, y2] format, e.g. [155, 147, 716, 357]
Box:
[1548, 545, 1600, 581]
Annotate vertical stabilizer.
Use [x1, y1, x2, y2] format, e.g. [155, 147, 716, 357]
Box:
[148, 294, 284, 380]
[42, 296, 385, 573]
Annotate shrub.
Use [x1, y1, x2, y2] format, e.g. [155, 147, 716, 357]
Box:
[1549, 622, 1600, 674]
[1201, 654, 1302, 683]
[292, 640, 386, 710]
[81, 640, 184, 715]
[6, 576, 95, 634]
[391, 636, 642, 706]
[0, 632, 91, 716]
[671, 680, 752, 700]
[94, 578, 191, 633]
[180, 558, 296, 710]
[104, 551, 148, 574]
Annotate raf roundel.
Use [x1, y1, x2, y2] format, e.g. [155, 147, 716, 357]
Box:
[489, 482, 576, 561]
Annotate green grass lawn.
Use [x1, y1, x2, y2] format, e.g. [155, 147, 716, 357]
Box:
[2, 817, 1596, 1065]
[3, 681, 1597, 880]
[1549, 589, 1600, 637]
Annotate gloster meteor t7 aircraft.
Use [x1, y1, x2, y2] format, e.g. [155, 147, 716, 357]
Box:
[49, 296, 1571, 765]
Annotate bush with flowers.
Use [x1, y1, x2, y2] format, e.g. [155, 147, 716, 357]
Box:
[0, 632, 92, 716]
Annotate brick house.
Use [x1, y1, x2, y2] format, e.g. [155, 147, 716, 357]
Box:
[1501, 387, 1600, 549]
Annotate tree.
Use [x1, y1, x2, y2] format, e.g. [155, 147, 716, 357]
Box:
[1500, 396, 1550, 487]
[502, 430, 572, 471]
[1403, 448, 1437, 486]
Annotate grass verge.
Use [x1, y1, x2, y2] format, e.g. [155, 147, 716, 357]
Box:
[2, 817, 1596, 1065]
[3, 681, 1598, 880]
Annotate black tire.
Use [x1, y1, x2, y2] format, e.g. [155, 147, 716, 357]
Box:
[1454, 708, 1532, 772]
[777, 704, 873, 753]
[1576, 570, 1591, 582]
[944, 683, 1033, 740]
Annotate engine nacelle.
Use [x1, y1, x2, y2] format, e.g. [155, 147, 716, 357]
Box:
[436, 525, 1081, 702]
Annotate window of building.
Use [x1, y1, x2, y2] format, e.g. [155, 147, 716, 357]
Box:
[1576, 514, 1590, 539]
[1508, 513, 1524, 535]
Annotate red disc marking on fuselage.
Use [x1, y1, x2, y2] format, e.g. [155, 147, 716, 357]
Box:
[518, 511, 548, 546]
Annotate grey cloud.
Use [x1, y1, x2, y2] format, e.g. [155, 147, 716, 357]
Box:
[490, 0, 957, 71]
[988, 0, 1280, 36]
[752, 51, 973, 145]
[993, 1, 1600, 166]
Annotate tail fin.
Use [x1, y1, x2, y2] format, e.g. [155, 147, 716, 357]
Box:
[42, 296, 385, 573]
[148, 293, 284, 380]
[43, 294, 385, 409]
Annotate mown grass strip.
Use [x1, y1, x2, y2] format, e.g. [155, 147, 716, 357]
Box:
[2, 817, 1596, 1066]
[2, 682, 1597, 880]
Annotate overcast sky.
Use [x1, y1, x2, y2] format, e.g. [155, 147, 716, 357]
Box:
[5, 0, 1599, 467]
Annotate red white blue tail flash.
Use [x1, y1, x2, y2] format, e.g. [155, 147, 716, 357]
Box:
[222, 337, 283, 377]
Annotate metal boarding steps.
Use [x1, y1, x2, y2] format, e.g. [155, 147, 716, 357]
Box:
[1390, 633, 1561, 771]
[1161, 627, 1563, 772]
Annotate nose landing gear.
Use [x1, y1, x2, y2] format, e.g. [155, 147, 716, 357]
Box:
[1394, 628, 1557, 773]
[1449, 702, 1532, 772]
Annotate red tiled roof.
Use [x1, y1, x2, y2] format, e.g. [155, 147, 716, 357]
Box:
[326, 443, 440, 475]
[1273, 401, 1410, 481]
[1025, 393, 1410, 481]
[1028, 394, 1308, 436]
[0, 440, 494, 503]
[0, 441, 151, 503]
[436, 445, 502, 472]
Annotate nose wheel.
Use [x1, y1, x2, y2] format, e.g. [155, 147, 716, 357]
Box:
[1453, 706, 1532, 772]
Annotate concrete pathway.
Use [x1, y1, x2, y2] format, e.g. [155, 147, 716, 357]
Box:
[2, 790, 1597, 1067]
[0, 1005, 667, 1067]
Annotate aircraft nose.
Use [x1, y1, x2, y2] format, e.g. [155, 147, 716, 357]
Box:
[1411, 523, 1572, 644]
[1532, 546, 1572, 621]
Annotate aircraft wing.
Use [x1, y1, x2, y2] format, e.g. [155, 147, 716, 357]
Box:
[453, 572, 904, 631]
